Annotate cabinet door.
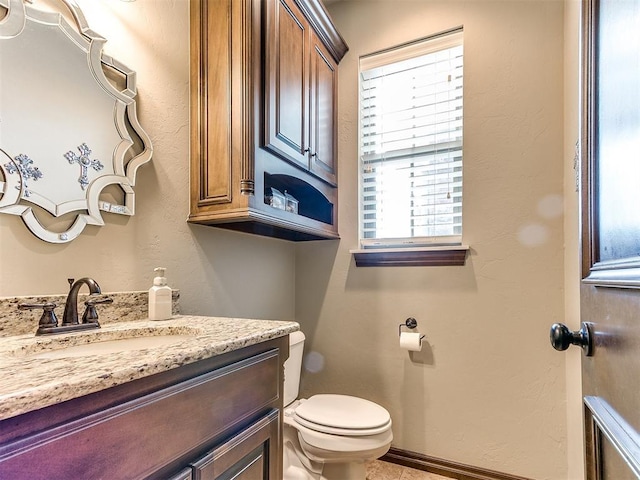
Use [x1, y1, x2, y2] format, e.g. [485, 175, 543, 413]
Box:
[167, 468, 193, 480]
[264, 0, 310, 170]
[309, 33, 338, 186]
[191, 410, 280, 480]
[189, 0, 256, 216]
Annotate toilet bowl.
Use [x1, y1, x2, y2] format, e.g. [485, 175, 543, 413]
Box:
[283, 331, 393, 480]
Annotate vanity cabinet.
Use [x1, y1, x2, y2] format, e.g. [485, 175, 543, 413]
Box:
[188, 0, 347, 241]
[0, 336, 288, 480]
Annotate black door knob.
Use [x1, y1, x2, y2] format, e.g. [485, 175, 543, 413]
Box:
[549, 322, 593, 356]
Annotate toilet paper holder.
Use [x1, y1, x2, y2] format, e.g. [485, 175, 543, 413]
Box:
[398, 317, 425, 341]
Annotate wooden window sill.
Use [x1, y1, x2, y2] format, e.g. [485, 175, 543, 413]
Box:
[350, 245, 469, 267]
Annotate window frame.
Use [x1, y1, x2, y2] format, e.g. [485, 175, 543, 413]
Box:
[352, 27, 468, 267]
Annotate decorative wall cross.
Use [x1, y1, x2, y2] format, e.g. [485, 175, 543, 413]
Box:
[4, 153, 43, 198]
[64, 143, 104, 190]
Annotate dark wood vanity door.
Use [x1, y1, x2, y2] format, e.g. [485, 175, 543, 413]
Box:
[191, 410, 280, 480]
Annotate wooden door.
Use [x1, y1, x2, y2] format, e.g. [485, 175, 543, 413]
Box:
[554, 0, 640, 478]
[309, 32, 338, 186]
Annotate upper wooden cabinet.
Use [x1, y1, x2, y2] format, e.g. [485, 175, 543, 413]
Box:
[189, 0, 347, 241]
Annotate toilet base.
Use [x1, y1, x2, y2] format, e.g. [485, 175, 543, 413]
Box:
[321, 461, 366, 480]
[283, 424, 387, 480]
[283, 451, 366, 480]
[284, 439, 322, 480]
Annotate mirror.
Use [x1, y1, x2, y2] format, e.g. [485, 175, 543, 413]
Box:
[0, 0, 152, 243]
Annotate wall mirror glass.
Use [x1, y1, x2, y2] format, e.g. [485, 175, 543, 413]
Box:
[0, 0, 152, 243]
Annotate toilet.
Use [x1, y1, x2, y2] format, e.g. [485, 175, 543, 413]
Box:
[283, 331, 393, 480]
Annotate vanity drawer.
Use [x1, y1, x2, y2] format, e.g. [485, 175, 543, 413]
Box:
[0, 348, 282, 479]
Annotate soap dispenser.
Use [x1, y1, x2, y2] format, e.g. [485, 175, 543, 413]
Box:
[149, 267, 172, 321]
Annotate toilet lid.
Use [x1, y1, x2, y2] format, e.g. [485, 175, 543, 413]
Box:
[294, 394, 391, 435]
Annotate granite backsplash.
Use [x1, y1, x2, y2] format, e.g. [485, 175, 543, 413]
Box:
[0, 291, 180, 337]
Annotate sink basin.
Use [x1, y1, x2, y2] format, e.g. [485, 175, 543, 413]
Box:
[9, 325, 200, 359]
[31, 334, 193, 359]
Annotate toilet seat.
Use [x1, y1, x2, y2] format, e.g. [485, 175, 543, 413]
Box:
[285, 412, 393, 455]
[293, 394, 392, 436]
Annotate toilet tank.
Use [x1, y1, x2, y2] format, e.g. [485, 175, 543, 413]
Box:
[283, 330, 305, 407]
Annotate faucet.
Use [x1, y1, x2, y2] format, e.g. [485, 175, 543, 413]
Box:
[62, 277, 107, 326]
[18, 277, 112, 335]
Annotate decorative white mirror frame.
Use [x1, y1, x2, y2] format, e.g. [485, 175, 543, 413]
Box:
[0, 0, 152, 243]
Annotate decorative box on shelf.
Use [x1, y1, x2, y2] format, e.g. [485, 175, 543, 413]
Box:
[284, 191, 299, 214]
[265, 187, 286, 210]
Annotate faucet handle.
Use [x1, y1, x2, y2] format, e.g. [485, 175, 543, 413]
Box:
[18, 302, 56, 310]
[18, 302, 59, 334]
[82, 296, 113, 324]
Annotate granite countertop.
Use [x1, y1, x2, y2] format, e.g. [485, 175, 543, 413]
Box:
[0, 315, 299, 421]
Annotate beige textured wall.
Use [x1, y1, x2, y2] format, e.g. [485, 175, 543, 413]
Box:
[563, 2, 585, 479]
[296, 1, 569, 479]
[0, 0, 295, 321]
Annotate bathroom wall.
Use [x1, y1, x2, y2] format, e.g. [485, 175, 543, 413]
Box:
[563, 2, 584, 479]
[296, 1, 573, 479]
[0, 0, 295, 322]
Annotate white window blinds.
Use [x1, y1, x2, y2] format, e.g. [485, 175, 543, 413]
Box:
[359, 29, 463, 247]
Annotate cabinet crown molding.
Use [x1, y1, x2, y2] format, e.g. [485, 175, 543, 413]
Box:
[294, 0, 349, 62]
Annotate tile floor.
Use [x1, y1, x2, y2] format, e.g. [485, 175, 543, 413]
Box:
[365, 460, 452, 480]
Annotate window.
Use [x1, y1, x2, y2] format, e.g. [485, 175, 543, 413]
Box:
[358, 28, 464, 258]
